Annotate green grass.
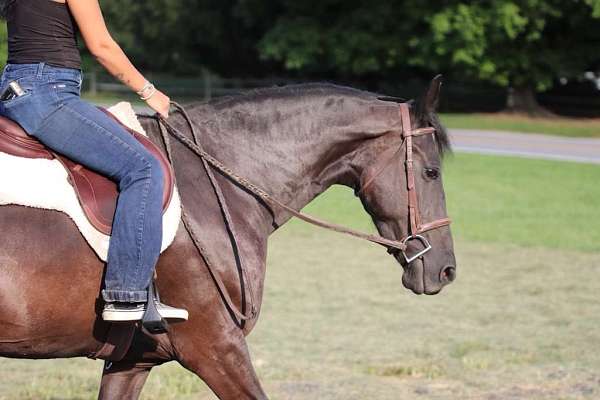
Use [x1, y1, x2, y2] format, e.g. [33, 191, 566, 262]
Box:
[82, 91, 146, 107]
[444, 154, 600, 252]
[2, 237, 598, 400]
[441, 112, 600, 138]
[1, 153, 599, 399]
[298, 153, 600, 252]
[81, 92, 200, 108]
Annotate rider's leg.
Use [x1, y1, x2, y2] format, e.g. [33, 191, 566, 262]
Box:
[41, 100, 187, 321]
[0, 62, 186, 321]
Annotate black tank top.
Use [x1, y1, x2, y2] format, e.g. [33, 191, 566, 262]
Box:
[6, 0, 81, 70]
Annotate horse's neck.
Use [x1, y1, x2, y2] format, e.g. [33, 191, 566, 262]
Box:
[146, 96, 398, 229]
[140, 96, 399, 331]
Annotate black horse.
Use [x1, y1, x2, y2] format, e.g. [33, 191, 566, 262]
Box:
[0, 77, 455, 399]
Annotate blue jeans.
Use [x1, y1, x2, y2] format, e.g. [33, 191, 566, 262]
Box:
[0, 62, 164, 303]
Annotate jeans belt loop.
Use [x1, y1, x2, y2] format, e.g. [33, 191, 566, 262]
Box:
[36, 62, 46, 78]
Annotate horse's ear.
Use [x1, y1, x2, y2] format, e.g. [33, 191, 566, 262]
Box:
[419, 75, 443, 115]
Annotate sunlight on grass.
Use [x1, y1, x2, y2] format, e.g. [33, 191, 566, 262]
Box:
[297, 153, 600, 252]
[441, 113, 600, 137]
[1, 153, 599, 399]
[444, 154, 600, 252]
[82, 91, 145, 106]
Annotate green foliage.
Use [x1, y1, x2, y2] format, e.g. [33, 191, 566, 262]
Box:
[585, 0, 600, 16]
[2, 1, 599, 91]
[245, 1, 422, 77]
[417, 1, 600, 90]
[0, 22, 6, 70]
[98, 0, 192, 73]
[251, 1, 600, 90]
[99, 0, 269, 76]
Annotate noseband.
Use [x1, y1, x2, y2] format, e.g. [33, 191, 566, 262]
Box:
[359, 103, 451, 263]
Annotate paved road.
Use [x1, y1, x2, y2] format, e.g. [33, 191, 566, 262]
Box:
[449, 129, 600, 165]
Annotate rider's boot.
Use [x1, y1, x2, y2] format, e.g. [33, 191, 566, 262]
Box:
[101, 281, 188, 325]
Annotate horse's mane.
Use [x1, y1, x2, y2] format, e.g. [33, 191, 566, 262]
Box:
[189, 82, 451, 157]
[205, 82, 379, 109]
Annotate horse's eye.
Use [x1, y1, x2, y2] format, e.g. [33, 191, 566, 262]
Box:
[424, 167, 440, 180]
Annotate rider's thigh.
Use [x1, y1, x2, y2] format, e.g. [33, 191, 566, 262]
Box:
[33, 93, 159, 182]
[0, 67, 161, 184]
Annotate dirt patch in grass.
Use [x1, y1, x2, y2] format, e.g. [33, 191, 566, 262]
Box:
[1, 153, 599, 399]
[0, 235, 598, 400]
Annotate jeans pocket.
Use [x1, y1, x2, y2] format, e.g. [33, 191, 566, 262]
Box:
[0, 76, 36, 108]
[1, 90, 34, 109]
[1, 81, 62, 135]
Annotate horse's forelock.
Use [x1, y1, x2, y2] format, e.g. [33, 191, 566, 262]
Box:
[424, 111, 451, 158]
[370, 98, 451, 159]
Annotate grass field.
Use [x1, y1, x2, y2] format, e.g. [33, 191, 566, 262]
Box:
[1, 153, 599, 399]
[441, 113, 600, 138]
[82, 92, 146, 107]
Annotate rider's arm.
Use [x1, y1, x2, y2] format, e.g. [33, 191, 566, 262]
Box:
[66, 0, 169, 117]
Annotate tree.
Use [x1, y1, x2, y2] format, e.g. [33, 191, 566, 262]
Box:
[239, 0, 425, 78]
[99, 0, 271, 77]
[249, 0, 600, 114]
[417, 0, 600, 115]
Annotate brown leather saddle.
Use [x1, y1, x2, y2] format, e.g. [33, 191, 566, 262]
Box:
[0, 107, 175, 235]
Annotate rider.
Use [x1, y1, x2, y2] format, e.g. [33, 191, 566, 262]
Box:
[0, 0, 188, 322]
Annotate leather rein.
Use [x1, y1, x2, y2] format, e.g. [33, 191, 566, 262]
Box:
[153, 101, 450, 322]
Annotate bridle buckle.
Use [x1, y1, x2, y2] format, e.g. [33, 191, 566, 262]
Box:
[401, 234, 432, 264]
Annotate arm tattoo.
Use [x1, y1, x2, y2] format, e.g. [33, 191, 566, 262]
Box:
[115, 72, 131, 86]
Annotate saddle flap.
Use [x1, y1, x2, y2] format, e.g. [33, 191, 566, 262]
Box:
[0, 115, 54, 159]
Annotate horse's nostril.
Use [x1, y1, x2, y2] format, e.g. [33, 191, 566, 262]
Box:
[440, 265, 456, 283]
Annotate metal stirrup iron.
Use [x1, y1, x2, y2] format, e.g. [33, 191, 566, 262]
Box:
[141, 280, 169, 334]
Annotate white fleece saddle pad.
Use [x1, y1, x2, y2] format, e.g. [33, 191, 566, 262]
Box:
[0, 102, 181, 261]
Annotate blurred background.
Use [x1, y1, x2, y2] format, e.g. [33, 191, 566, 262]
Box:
[2, 0, 599, 118]
[1, 1, 599, 399]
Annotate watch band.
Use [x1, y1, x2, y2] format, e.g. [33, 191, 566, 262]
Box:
[136, 80, 156, 100]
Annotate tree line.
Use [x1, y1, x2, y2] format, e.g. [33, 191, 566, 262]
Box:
[2, 0, 600, 113]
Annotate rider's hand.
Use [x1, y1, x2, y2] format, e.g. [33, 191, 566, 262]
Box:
[145, 89, 170, 118]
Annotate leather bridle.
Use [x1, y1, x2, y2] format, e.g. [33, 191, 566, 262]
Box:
[153, 101, 451, 322]
[359, 103, 451, 263]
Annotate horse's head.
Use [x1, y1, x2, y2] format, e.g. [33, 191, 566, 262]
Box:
[356, 76, 456, 295]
